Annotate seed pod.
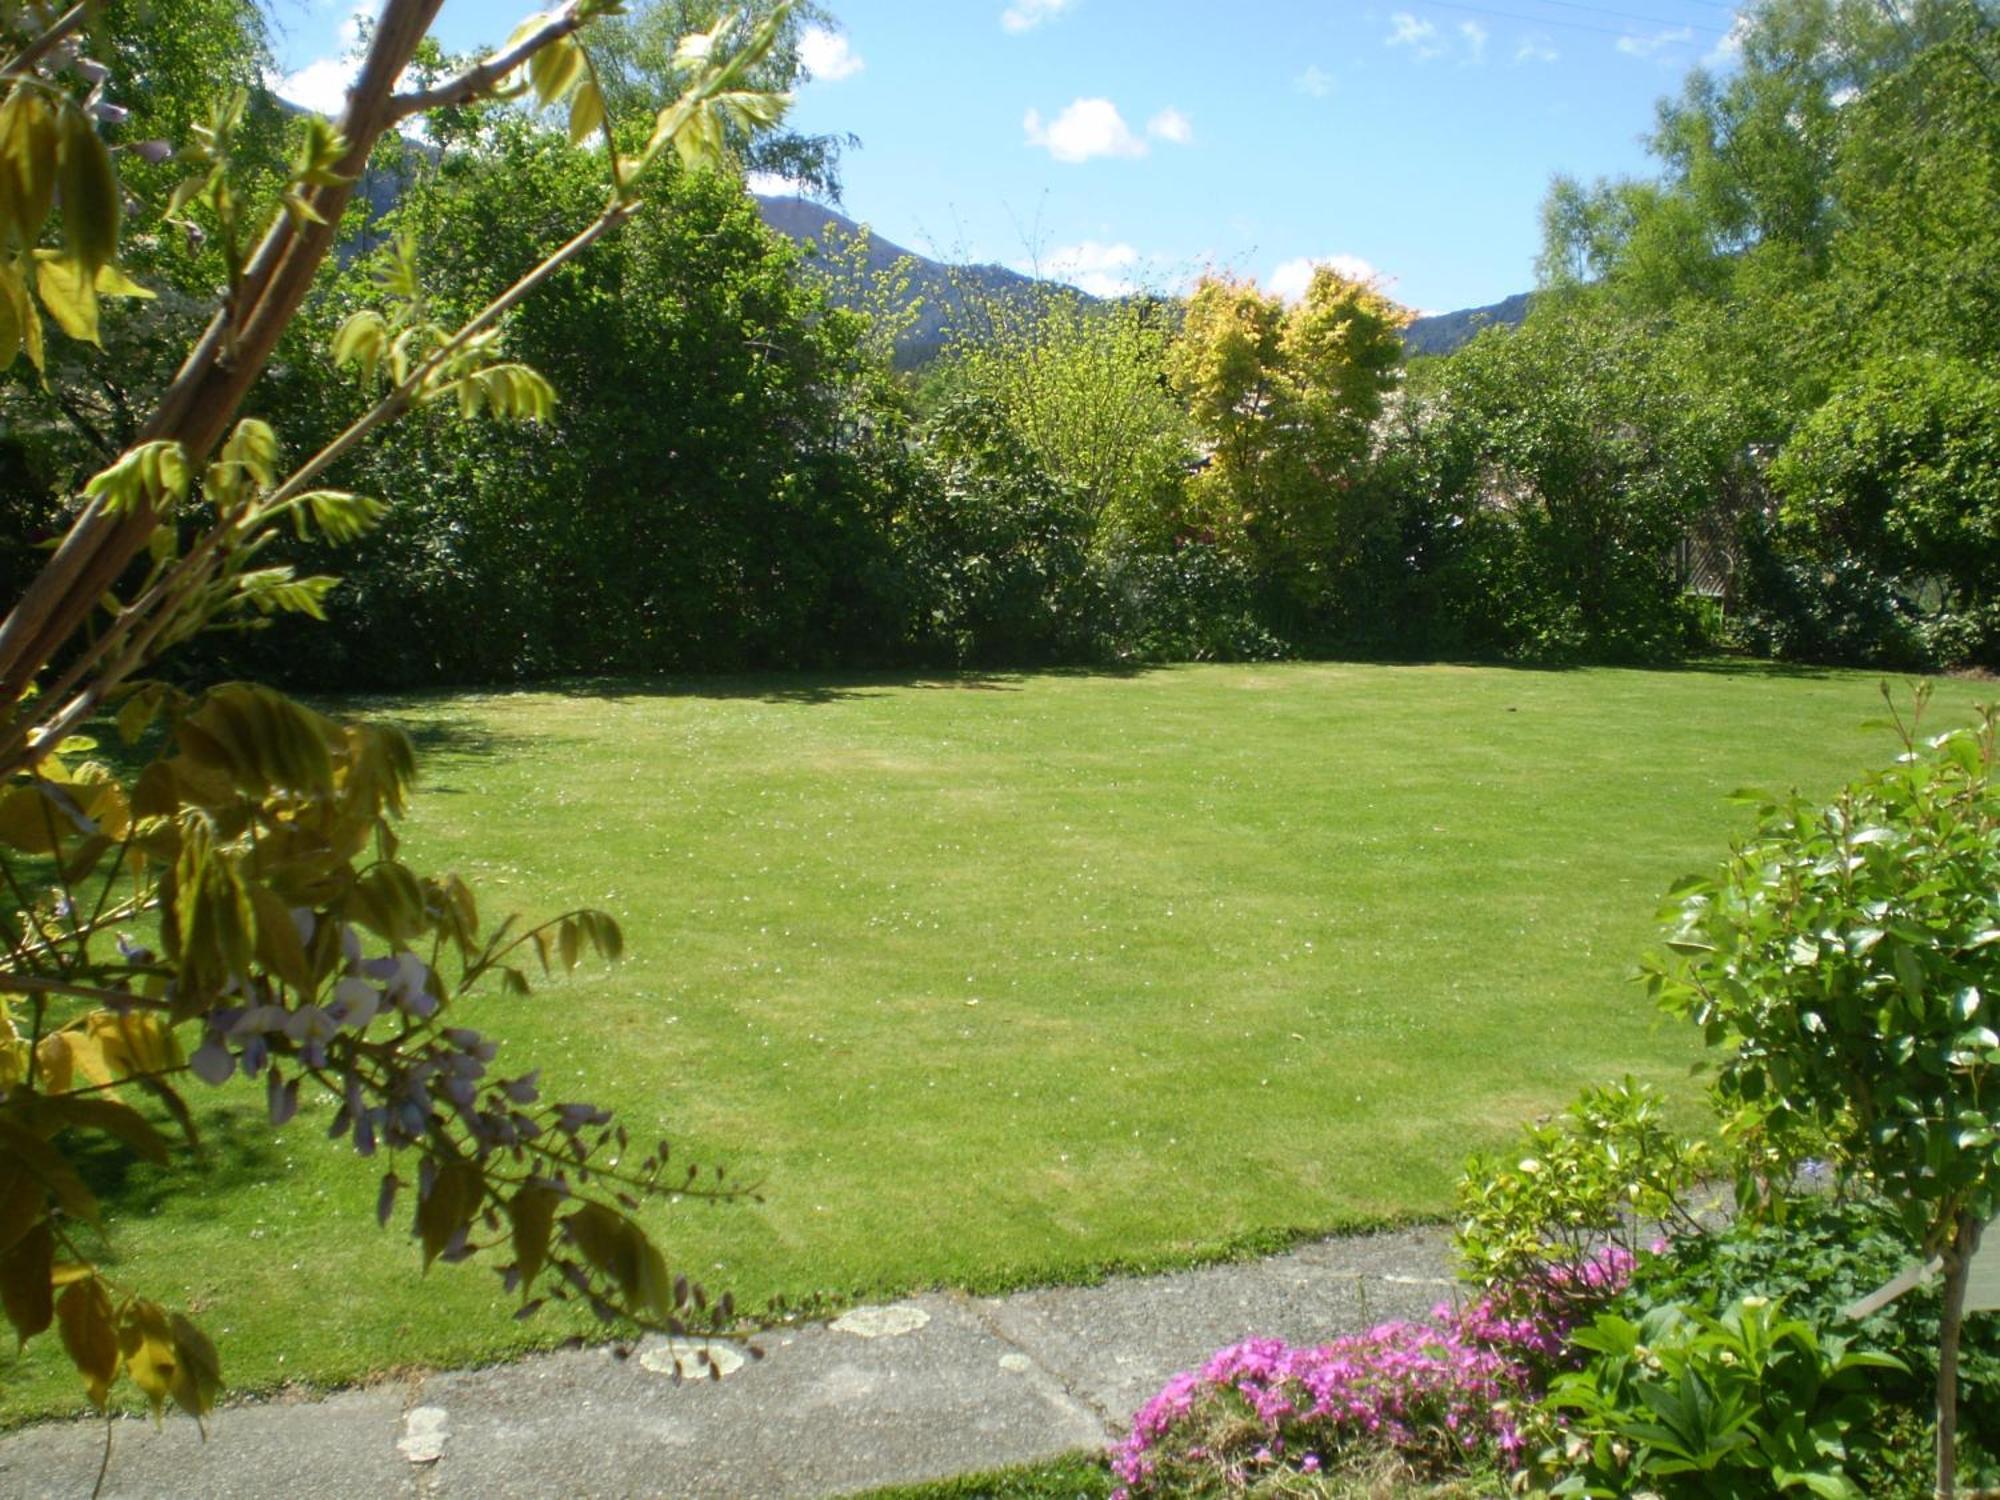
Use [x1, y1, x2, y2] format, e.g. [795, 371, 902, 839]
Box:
[57, 103, 120, 272]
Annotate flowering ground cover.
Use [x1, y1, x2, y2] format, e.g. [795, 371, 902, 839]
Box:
[1, 661, 1985, 1425]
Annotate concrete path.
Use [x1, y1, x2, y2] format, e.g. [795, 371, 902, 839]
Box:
[0, 1226, 1456, 1499]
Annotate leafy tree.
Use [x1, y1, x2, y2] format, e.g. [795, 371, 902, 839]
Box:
[228, 113, 914, 688]
[0, 0, 795, 1421]
[1166, 268, 1405, 628]
[1388, 303, 1732, 660]
[589, 0, 854, 196]
[1650, 690, 2000, 1496]
[1769, 356, 2000, 667]
[934, 286, 1192, 553]
[899, 394, 1096, 666]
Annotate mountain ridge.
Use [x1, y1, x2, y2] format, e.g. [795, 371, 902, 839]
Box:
[752, 194, 1529, 363]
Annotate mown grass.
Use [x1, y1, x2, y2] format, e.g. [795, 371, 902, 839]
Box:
[2, 662, 1986, 1426]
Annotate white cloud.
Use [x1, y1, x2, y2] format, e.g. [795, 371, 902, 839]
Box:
[1002, 0, 1073, 33]
[1386, 12, 1442, 59]
[1146, 107, 1192, 145]
[275, 55, 357, 115]
[1028, 240, 1143, 297]
[1294, 64, 1334, 97]
[746, 171, 809, 197]
[798, 25, 864, 83]
[1023, 98, 1146, 163]
[1266, 254, 1385, 304]
[1458, 20, 1488, 62]
[1515, 35, 1559, 63]
[271, 0, 370, 116]
[1704, 11, 1751, 67]
[1617, 25, 1695, 57]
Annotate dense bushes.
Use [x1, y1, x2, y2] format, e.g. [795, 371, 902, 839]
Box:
[6, 0, 1993, 687]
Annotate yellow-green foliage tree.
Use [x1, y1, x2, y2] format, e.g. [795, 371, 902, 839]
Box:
[0, 0, 793, 1423]
[1167, 267, 1407, 617]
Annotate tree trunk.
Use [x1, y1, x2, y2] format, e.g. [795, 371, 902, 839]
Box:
[1939, 1210, 1982, 1500]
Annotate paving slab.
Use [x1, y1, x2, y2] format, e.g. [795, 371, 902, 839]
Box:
[0, 1227, 1459, 1498]
[977, 1228, 1459, 1426]
[416, 1295, 1105, 1499]
[0, 1386, 416, 1500]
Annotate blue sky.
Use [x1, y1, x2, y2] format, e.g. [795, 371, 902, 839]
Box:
[266, 0, 1748, 313]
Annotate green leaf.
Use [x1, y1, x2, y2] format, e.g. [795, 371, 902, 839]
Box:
[32, 251, 98, 344]
[509, 1186, 560, 1294]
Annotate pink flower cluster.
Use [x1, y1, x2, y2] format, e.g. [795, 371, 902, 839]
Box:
[1111, 1247, 1634, 1497]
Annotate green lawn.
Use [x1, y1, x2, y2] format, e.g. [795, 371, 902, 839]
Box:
[2, 662, 1986, 1425]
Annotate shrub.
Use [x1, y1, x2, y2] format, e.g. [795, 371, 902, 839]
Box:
[1112, 1251, 1632, 1498]
[1544, 1295, 1904, 1499]
[899, 395, 1098, 667]
[1454, 1079, 1710, 1307]
[1623, 1191, 2000, 1486]
[1645, 690, 2000, 1493]
[1091, 542, 1289, 665]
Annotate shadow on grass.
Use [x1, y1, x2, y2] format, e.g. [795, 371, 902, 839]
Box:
[1321, 650, 1844, 681]
[528, 662, 1164, 707]
[68, 1098, 287, 1227]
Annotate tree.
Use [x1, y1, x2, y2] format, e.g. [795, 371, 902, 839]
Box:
[225, 115, 915, 688]
[933, 286, 1192, 554]
[1166, 267, 1405, 629]
[1650, 690, 2000, 1496]
[588, 0, 855, 196]
[1386, 301, 1732, 660]
[0, 0, 795, 1422]
[1770, 355, 2000, 666]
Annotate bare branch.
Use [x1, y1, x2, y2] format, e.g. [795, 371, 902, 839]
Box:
[0, 1, 94, 81]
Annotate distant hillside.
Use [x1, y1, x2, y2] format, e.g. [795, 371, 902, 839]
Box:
[754, 195, 1054, 366]
[762, 194, 1528, 366]
[1402, 292, 1533, 358]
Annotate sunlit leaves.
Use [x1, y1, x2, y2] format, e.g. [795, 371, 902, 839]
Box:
[207, 418, 280, 508]
[0, 86, 61, 250]
[433, 361, 556, 422]
[55, 101, 119, 274]
[0, 84, 143, 366]
[293, 490, 388, 544]
[332, 308, 390, 387]
[229, 566, 339, 620]
[82, 441, 191, 517]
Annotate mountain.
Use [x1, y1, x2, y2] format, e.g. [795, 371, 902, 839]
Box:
[1401, 292, 1534, 358]
[753, 195, 1052, 367]
[755, 194, 1530, 366]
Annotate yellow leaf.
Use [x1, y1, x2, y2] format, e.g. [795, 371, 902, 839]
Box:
[568, 79, 606, 145]
[33, 1033, 74, 1094]
[93, 262, 153, 300]
[88, 1011, 182, 1079]
[116, 1299, 177, 1420]
[33, 252, 99, 345]
[57, 1279, 117, 1408]
[56, 105, 119, 273]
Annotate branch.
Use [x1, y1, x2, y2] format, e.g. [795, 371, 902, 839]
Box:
[0, 0, 449, 732]
[0, 974, 171, 1010]
[0, 1, 93, 81]
[387, 5, 583, 121]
